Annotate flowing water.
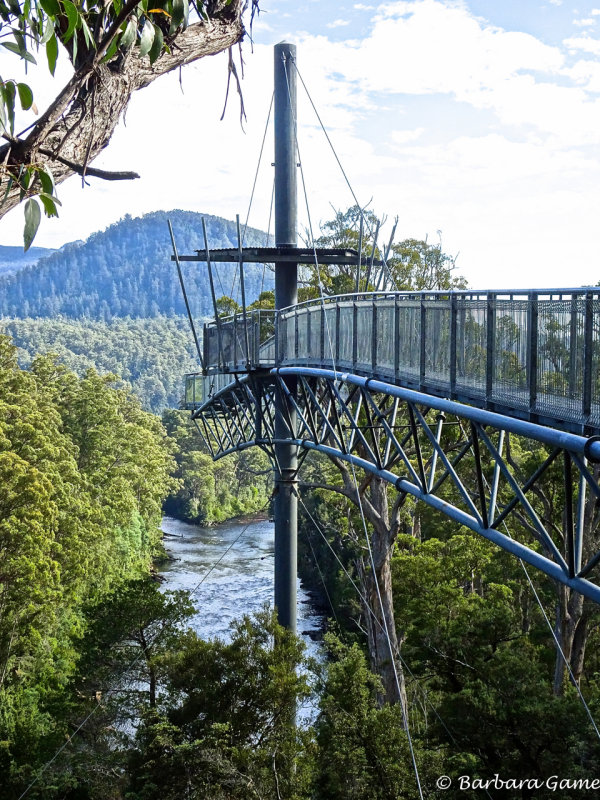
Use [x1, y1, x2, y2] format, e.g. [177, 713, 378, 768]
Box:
[159, 515, 325, 660]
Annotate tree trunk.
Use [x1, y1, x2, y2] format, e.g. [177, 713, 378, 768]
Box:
[336, 469, 408, 709]
[363, 548, 407, 710]
[553, 584, 586, 695]
[552, 463, 600, 695]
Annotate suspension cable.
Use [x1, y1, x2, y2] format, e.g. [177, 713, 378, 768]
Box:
[230, 91, 275, 304]
[348, 460, 424, 799]
[300, 522, 343, 632]
[283, 52, 425, 799]
[282, 53, 424, 800]
[292, 61, 362, 215]
[292, 58, 393, 289]
[282, 55, 337, 377]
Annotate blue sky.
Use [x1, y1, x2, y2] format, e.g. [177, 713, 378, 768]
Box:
[2, 0, 600, 289]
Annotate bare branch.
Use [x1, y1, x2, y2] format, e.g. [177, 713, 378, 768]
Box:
[38, 149, 140, 181]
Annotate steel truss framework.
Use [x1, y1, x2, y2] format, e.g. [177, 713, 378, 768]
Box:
[193, 366, 600, 604]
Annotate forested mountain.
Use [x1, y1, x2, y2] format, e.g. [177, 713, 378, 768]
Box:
[2, 316, 198, 413]
[0, 211, 273, 319]
[0, 244, 56, 277]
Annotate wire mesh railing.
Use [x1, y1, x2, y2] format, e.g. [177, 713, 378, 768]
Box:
[187, 289, 600, 433]
[203, 309, 275, 371]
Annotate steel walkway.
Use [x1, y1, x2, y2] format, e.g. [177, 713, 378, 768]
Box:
[183, 288, 600, 604]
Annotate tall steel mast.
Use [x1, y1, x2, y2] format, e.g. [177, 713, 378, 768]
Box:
[273, 42, 298, 632]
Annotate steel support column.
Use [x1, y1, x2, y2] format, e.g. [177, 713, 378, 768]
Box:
[273, 42, 298, 633]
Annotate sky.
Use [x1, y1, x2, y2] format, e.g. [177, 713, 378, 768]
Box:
[1, 0, 600, 289]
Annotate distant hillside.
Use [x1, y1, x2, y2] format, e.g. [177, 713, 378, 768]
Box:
[0, 245, 57, 277]
[2, 316, 198, 413]
[0, 210, 273, 319]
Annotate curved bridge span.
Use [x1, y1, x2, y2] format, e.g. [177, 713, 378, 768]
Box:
[198, 289, 600, 436]
[185, 289, 600, 604]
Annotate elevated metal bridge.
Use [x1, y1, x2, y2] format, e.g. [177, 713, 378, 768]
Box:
[184, 287, 600, 606]
[191, 287, 600, 436]
[174, 42, 600, 620]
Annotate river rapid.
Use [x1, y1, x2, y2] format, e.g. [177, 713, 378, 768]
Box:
[159, 515, 325, 662]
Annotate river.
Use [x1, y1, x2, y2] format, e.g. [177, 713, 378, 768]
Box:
[159, 515, 325, 662]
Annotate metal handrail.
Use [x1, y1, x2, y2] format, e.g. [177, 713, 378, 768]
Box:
[192, 288, 600, 434]
[279, 287, 600, 314]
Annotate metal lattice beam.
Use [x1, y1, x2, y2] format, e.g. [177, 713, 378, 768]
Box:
[193, 367, 600, 604]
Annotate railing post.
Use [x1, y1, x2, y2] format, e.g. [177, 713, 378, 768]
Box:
[528, 292, 538, 415]
[394, 296, 400, 383]
[335, 302, 341, 365]
[254, 315, 260, 367]
[420, 293, 427, 391]
[320, 304, 325, 363]
[583, 291, 594, 425]
[450, 293, 457, 399]
[233, 313, 238, 367]
[486, 292, 495, 404]
[353, 300, 358, 370]
[203, 325, 209, 374]
[372, 298, 378, 374]
[569, 295, 578, 399]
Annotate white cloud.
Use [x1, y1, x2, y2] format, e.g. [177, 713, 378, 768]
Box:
[573, 18, 596, 27]
[566, 58, 600, 91]
[327, 18, 350, 28]
[297, 1, 600, 145]
[564, 34, 600, 54]
[354, 3, 375, 8]
[3, 0, 600, 291]
[390, 128, 425, 144]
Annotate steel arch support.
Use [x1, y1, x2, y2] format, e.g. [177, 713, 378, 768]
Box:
[193, 367, 600, 604]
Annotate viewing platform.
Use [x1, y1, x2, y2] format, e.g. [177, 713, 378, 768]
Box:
[186, 287, 600, 436]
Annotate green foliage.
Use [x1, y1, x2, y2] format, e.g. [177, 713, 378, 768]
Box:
[390, 237, 466, 291]
[303, 206, 466, 295]
[248, 289, 275, 310]
[3, 315, 198, 413]
[127, 608, 312, 800]
[216, 295, 242, 317]
[162, 409, 271, 524]
[0, 334, 177, 794]
[314, 635, 444, 800]
[391, 531, 600, 792]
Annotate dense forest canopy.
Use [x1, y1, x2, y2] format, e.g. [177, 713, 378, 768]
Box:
[2, 315, 198, 413]
[0, 211, 274, 319]
[0, 334, 177, 792]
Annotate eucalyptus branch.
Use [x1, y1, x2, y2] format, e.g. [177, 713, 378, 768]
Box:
[38, 149, 140, 181]
[94, 0, 144, 63]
